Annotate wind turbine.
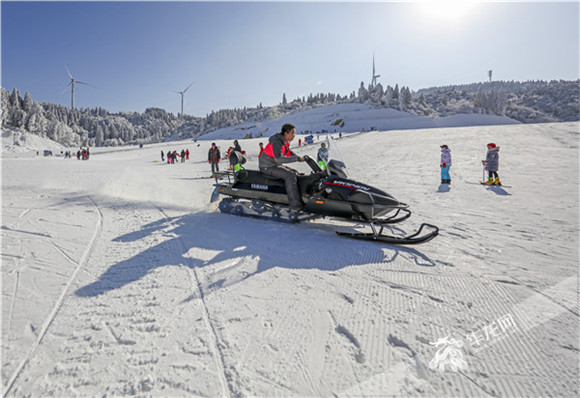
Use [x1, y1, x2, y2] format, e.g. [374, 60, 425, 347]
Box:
[371, 53, 381, 88]
[64, 65, 94, 110]
[173, 82, 194, 116]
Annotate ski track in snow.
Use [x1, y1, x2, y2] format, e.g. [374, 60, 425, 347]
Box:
[1, 121, 578, 397]
[3, 195, 103, 397]
[154, 204, 233, 397]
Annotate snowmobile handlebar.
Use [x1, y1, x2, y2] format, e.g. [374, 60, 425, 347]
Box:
[303, 155, 324, 173]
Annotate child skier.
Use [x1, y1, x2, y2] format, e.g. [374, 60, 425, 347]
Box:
[482, 143, 501, 185]
[440, 144, 452, 184]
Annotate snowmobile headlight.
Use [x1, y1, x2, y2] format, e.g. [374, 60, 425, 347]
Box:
[325, 188, 332, 194]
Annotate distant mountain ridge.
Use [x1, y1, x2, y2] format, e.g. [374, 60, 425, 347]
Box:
[2, 79, 578, 148]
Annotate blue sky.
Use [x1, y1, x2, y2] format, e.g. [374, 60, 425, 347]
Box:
[2, 1, 578, 117]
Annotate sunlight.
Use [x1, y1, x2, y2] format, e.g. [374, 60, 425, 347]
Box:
[417, 1, 478, 22]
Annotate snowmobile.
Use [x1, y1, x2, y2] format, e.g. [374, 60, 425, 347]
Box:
[210, 139, 438, 245]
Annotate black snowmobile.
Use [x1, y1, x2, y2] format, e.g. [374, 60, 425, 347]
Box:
[210, 140, 438, 245]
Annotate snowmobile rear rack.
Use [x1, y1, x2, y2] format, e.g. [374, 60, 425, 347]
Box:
[336, 222, 439, 245]
[213, 170, 235, 183]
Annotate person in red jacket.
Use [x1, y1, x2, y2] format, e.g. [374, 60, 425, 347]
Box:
[258, 142, 264, 158]
[259, 123, 305, 210]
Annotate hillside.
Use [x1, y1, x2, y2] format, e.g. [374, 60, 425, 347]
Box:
[199, 103, 520, 141]
[2, 121, 578, 396]
[2, 80, 578, 149]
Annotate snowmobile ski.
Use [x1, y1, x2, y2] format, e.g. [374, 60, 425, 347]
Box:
[336, 223, 439, 245]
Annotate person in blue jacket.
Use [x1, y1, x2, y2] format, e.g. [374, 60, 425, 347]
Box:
[440, 144, 452, 184]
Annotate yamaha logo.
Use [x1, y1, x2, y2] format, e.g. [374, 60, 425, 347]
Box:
[251, 184, 269, 191]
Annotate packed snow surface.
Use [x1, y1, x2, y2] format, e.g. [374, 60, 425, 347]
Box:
[199, 103, 521, 141]
[2, 120, 578, 397]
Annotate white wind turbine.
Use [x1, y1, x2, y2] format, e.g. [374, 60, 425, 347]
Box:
[64, 65, 94, 110]
[371, 53, 381, 88]
[173, 82, 194, 116]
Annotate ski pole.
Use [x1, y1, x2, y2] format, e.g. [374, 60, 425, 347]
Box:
[482, 165, 485, 183]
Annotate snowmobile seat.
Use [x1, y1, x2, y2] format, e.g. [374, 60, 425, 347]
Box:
[235, 170, 286, 187]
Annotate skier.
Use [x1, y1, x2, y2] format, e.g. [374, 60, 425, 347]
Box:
[185, 149, 190, 160]
[208, 143, 221, 177]
[161, 150, 165, 162]
[482, 143, 501, 185]
[317, 142, 329, 170]
[259, 123, 305, 210]
[180, 149, 186, 163]
[440, 144, 452, 184]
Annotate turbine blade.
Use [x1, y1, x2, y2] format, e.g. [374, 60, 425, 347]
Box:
[183, 82, 194, 93]
[76, 81, 97, 88]
[64, 65, 73, 79]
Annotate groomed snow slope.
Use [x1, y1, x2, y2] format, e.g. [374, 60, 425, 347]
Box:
[199, 103, 521, 140]
[2, 122, 578, 397]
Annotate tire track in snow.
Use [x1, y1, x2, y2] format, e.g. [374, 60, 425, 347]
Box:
[3, 195, 103, 398]
[154, 205, 234, 397]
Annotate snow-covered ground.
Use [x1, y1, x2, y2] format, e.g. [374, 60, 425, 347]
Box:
[2, 120, 578, 396]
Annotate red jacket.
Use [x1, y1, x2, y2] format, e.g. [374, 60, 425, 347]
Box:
[258, 132, 299, 169]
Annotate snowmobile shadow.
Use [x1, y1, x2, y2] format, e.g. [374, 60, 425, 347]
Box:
[75, 212, 436, 298]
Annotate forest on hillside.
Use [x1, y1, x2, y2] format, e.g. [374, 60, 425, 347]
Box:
[2, 79, 578, 148]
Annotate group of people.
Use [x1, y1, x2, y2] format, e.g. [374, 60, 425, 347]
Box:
[440, 143, 501, 185]
[207, 140, 245, 176]
[162, 149, 189, 164]
[222, 140, 243, 161]
[70, 148, 90, 160]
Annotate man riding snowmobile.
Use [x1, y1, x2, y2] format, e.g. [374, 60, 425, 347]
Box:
[259, 123, 305, 210]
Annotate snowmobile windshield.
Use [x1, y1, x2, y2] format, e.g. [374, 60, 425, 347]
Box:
[325, 136, 348, 178]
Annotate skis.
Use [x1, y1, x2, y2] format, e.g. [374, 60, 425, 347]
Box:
[480, 182, 511, 188]
[465, 181, 511, 188]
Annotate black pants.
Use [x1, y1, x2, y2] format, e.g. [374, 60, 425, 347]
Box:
[211, 161, 219, 174]
[488, 171, 499, 178]
[260, 165, 301, 208]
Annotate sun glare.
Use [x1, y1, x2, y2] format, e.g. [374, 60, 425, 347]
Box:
[417, 1, 478, 22]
